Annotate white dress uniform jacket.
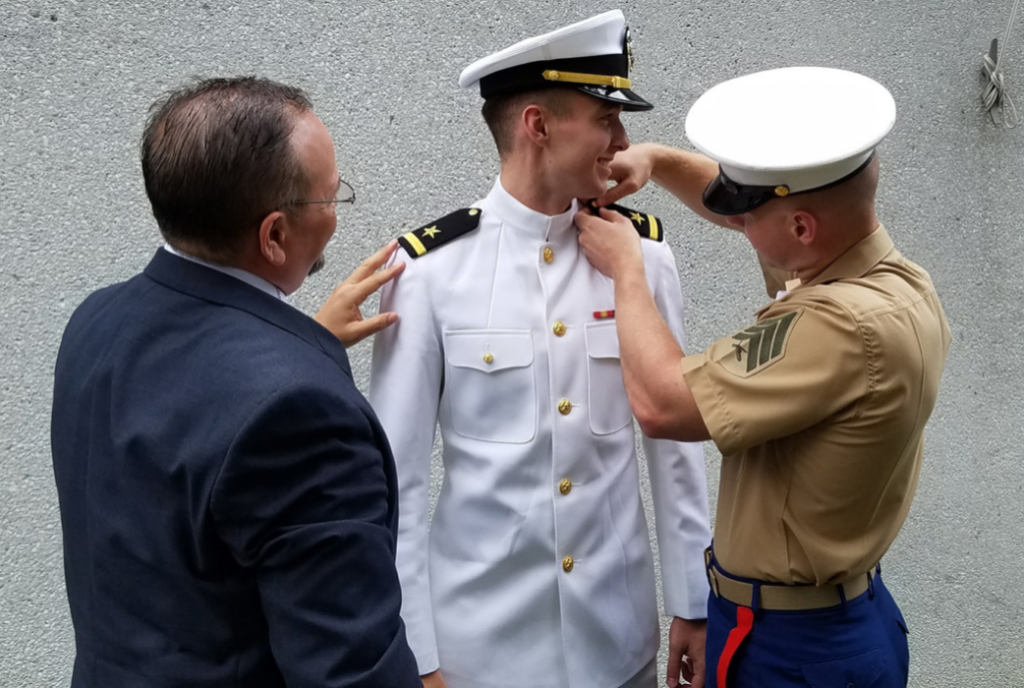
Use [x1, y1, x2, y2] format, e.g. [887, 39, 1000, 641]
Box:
[369, 179, 711, 688]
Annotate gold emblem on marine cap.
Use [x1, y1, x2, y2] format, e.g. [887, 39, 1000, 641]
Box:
[775, 185, 790, 197]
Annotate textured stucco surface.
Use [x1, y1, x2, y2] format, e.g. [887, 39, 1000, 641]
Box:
[2, 0, 1022, 685]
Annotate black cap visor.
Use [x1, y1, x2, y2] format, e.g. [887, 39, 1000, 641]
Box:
[577, 84, 653, 111]
[703, 154, 876, 216]
[702, 171, 780, 216]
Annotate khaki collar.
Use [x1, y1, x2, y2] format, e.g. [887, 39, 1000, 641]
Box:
[756, 224, 895, 316]
[804, 224, 895, 288]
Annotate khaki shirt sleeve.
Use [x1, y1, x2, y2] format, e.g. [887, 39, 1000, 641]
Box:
[681, 298, 869, 455]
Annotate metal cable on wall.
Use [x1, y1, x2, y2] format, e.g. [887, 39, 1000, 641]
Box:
[982, 0, 1021, 127]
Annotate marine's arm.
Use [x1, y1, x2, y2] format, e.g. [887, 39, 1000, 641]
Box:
[368, 251, 446, 681]
[577, 207, 709, 441]
[640, 242, 711, 688]
[597, 144, 732, 229]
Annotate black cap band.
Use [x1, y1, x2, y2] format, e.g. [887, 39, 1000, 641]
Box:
[479, 54, 625, 98]
[702, 153, 876, 216]
[477, 52, 653, 111]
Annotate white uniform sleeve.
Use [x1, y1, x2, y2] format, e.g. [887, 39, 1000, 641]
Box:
[641, 241, 712, 620]
[369, 251, 443, 673]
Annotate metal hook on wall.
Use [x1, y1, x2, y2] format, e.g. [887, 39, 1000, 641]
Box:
[981, 1, 1021, 128]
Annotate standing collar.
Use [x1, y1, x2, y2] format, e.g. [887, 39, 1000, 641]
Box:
[162, 244, 288, 301]
[485, 176, 579, 241]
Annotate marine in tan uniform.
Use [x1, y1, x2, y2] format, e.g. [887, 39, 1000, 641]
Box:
[574, 67, 951, 688]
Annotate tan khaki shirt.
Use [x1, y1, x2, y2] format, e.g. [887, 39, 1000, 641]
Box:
[682, 226, 951, 584]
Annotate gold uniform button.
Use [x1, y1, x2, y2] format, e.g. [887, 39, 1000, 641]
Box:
[553, 321, 566, 337]
[543, 247, 555, 264]
[483, 352, 494, 364]
[557, 399, 572, 415]
[559, 478, 572, 495]
[562, 555, 574, 572]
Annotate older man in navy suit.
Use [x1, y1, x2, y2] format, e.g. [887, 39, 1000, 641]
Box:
[51, 77, 421, 687]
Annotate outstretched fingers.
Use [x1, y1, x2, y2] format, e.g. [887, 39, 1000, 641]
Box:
[346, 239, 400, 284]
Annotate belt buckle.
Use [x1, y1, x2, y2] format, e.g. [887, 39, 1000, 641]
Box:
[704, 548, 721, 598]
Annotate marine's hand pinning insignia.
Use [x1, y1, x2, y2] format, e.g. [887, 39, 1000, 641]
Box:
[723, 310, 801, 377]
[587, 200, 664, 241]
[397, 208, 482, 258]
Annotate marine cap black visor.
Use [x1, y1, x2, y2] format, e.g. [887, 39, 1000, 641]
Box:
[702, 153, 876, 216]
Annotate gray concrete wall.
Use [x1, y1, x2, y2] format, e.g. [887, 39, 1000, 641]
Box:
[1, 0, 1020, 685]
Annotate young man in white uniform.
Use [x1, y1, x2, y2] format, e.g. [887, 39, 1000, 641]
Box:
[370, 12, 711, 688]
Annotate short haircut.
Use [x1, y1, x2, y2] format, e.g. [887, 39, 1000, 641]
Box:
[481, 88, 573, 158]
[789, 155, 881, 218]
[141, 76, 313, 260]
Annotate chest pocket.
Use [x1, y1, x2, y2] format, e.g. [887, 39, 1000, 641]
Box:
[443, 330, 537, 443]
[585, 322, 633, 434]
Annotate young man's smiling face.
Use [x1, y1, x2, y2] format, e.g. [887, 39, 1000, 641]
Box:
[544, 92, 630, 201]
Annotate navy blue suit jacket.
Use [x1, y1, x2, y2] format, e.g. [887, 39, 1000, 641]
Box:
[51, 249, 420, 687]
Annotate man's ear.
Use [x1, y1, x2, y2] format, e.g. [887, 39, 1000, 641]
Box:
[259, 211, 288, 266]
[521, 104, 551, 147]
[791, 210, 818, 246]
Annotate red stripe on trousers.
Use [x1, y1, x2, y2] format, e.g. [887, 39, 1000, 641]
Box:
[717, 606, 754, 688]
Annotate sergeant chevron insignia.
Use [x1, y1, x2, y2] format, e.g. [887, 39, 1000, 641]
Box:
[724, 310, 801, 377]
[586, 200, 664, 241]
[398, 208, 482, 258]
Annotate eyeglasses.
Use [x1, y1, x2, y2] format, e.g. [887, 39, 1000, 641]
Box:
[290, 178, 356, 208]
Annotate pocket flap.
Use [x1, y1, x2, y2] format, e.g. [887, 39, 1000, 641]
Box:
[444, 330, 534, 372]
[585, 322, 620, 360]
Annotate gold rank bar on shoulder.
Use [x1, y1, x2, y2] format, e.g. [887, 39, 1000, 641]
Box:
[398, 208, 483, 259]
[587, 201, 664, 242]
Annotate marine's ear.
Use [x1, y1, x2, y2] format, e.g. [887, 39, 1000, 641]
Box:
[790, 210, 818, 246]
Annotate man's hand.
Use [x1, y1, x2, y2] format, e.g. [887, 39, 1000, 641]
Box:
[314, 239, 405, 347]
[421, 670, 448, 688]
[595, 143, 658, 207]
[667, 617, 707, 688]
[575, 206, 644, 280]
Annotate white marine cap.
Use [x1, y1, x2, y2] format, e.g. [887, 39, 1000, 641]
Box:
[685, 66, 896, 215]
[458, 10, 652, 111]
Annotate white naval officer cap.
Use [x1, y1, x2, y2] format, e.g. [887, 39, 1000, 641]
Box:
[685, 67, 896, 215]
[458, 10, 652, 111]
